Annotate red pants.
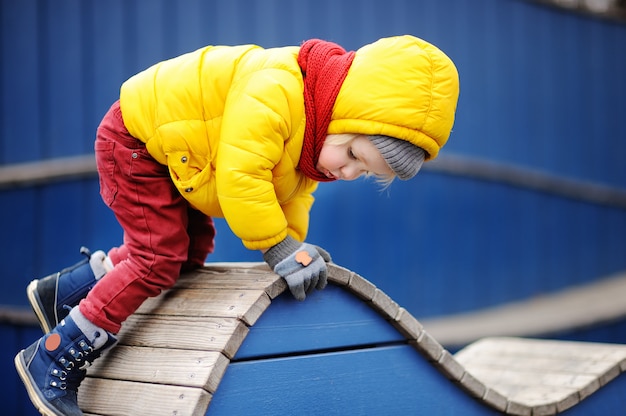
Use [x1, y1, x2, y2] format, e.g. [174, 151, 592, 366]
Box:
[80, 101, 216, 333]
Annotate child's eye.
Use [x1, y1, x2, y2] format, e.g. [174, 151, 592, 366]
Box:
[348, 147, 357, 160]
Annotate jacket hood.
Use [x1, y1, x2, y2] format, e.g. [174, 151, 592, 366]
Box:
[328, 35, 459, 160]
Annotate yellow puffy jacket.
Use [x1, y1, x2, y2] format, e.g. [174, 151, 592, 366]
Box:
[119, 35, 458, 250]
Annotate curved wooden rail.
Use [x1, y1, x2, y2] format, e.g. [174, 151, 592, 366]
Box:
[78, 263, 626, 415]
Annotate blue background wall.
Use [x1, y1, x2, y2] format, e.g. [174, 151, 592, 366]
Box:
[2, 0, 626, 414]
[3, 0, 625, 315]
[2, 0, 626, 313]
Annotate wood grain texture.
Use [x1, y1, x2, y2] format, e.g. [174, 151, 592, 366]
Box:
[79, 264, 281, 415]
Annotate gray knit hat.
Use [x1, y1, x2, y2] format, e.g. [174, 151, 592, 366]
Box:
[369, 135, 426, 180]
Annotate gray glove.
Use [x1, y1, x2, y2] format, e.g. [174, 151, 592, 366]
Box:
[264, 236, 331, 301]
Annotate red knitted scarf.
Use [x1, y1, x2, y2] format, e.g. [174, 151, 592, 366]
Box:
[297, 39, 355, 182]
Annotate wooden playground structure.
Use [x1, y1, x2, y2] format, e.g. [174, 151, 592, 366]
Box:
[75, 263, 626, 415]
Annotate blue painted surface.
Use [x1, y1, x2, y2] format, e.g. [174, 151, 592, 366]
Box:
[210, 345, 500, 416]
[235, 285, 405, 360]
[213, 284, 498, 415]
[1, 323, 44, 416]
[308, 173, 626, 318]
[213, 281, 626, 415]
[0, 179, 124, 308]
[2, 0, 625, 183]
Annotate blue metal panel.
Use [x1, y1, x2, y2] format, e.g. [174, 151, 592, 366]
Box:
[234, 284, 405, 360]
[307, 173, 626, 317]
[0, 187, 38, 304]
[211, 344, 501, 416]
[39, 0, 88, 157]
[0, 179, 122, 307]
[1, 323, 43, 416]
[1, 0, 43, 163]
[1, 0, 625, 180]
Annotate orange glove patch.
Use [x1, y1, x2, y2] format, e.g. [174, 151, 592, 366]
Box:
[295, 250, 313, 266]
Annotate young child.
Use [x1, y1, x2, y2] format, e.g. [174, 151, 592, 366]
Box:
[15, 34, 459, 415]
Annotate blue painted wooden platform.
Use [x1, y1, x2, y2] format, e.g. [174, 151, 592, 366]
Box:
[74, 263, 626, 415]
[210, 284, 497, 415]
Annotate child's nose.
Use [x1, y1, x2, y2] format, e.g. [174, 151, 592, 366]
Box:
[340, 165, 361, 181]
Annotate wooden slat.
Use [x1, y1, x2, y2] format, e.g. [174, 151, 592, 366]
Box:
[326, 263, 354, 286]
[118, 315, 248, 359]
[347, 272, 376, 300]
[88, 346, 229, 393]
[176, 267, 285, 296]
[455, 337, 626, 413]
[370, 288, 400, 319]
[79, 378, 211, 416]
[412, 330, 445, 362]
[135, 287, 271, 326]
[391, 307, 424, 340]
[80, 264, 279, 415]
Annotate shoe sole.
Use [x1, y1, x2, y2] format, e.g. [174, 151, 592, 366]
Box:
[26, 280, 53, 334]
[14, 350, 66, 416]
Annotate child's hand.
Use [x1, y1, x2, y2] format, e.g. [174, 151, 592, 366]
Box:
[264, 236, 330, 300]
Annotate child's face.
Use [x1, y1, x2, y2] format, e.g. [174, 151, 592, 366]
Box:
[316, 135, 392, 181]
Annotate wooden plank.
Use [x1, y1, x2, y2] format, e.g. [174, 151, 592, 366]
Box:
[557, 373, 626, 416]
[502, 386, 576, 410]
[118, 315, 248, 359]
[482, 388, 509, 414]
[79, 378, 211, 416]
[411, 330, 444, 361]
[465, 366, 596, 391]
[455, 337, 626, 412]
[555, 392, 583, 414]
[456, 337, 626, 375]
[135, 288, 271, 326]
[88, 346, 229, 393]
[327, 263, 353, 286]
[505, 400, 531, 416]
[459, 353, 623, 377]
[204, 262, 270, 272]
[392, 307, 424, 340]
[370, 288, 400, 319]
[436, 350, 465, 382]
[347, 272, 377, 300]
[0, 155, 97, 189]
[177, 267, 282, 290]
[423, 271, 626, 347]
[458, 371, 487, 399]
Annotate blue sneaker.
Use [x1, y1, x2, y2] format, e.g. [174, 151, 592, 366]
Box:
[27, 247, 108, 333]
[14, 308, 117, 416]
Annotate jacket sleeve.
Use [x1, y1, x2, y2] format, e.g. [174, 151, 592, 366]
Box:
[216, 68, 306, 250]
[281, 179, 317, 243]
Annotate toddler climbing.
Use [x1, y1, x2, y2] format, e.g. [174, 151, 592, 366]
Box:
[15, 34, 459, 416]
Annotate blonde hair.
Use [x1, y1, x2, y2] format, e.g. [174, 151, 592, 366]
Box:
[324, 134, 396, 187]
